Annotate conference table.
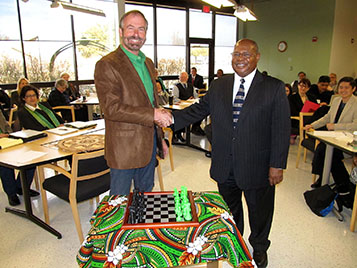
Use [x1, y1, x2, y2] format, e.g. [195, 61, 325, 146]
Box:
[70, 93, 100, 120]
[77, 191, 254, 268]
[164, 99, 209, 154]
[308, 130, 357, 232]
[0, 119, 105, 238]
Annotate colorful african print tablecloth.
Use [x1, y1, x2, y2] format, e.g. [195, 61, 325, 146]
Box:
[77, 191, 254, 268]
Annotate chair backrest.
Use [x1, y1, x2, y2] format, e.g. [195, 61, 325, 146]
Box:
[52, 105, 75, 122]
[8, 106, 18, 127]
[299, 112, 314, 139]
[71, 149, 109, 181]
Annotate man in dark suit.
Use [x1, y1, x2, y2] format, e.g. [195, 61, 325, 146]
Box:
[171, 39, 290, 268]
[188, 67, 204, 89]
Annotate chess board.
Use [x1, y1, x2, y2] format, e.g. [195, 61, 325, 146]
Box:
[122, 191, 199, 229]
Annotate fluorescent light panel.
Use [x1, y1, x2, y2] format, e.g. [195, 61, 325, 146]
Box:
[234, 5, 257, 22]
[51, 1, 106, 17]
[202, 0, 235, 9]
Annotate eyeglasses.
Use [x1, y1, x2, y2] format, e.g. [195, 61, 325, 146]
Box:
[231, 52, 253, 58]
[25, 94, 37, 98]
[298, 84, 308, 88]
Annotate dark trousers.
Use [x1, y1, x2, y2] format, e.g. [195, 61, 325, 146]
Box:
[312, 143, 350, 186]
[218, 174, 275, 252]
[0, 167, 35, 197]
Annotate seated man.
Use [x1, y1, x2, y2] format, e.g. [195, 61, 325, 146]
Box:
[305, 77, 357, 192]
[172, 72, 204, 140]
[0, 112, 37, 206]
[309, 75, 334, 106]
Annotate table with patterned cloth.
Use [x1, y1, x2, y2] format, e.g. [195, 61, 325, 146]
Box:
[77, 191, 254, 268]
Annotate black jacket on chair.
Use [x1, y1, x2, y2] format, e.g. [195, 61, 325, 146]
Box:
[173, 71, 290, 190]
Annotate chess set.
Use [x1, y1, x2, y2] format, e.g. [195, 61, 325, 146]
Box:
[122, 189, 199, 229]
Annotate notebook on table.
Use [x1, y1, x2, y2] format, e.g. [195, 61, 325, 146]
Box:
[64, 121, 97, 129]
[0, 137, 23, 149]
[46, 126, 78, 136]
[9, 129, 47, 142]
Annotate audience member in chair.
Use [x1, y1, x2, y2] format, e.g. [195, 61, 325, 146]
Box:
[18, 85, 64, 131]
[188, 67, 204, 89]
[10, 77, 29, 108]
[172, 72, 202, 141]
[60, 72, 80, 101]
[304, 77, 357, 191]
[0, 112, 38, 206]
[309, 75, 334, 106]
[48, 78, 74, 122]
[288, 78, 317, 144]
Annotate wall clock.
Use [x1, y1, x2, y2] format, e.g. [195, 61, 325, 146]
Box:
[278, 41, 287, 52]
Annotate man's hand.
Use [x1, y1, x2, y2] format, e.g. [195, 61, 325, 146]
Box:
[303, 124, 313, 131]
[326, 123, 334, 130]
[0, 133, 9, 138]
[269, 167, 283, 186]
[162, 139, 169, 158]
[154, 108, 172, 127]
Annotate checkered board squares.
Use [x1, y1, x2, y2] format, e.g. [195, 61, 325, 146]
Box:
[143, 194, 177, 223]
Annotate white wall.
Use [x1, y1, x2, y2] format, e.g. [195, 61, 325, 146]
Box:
[329, 0, 357, 78]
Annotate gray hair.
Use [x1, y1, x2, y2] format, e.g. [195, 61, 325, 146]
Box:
[55, 78, 68, 89]
[119, 10, 148, 31]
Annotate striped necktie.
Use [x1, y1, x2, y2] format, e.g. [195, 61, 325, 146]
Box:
[233, 78, 245, 125]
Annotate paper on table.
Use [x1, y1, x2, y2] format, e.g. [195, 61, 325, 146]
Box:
[313, 131, 353, 142]
[16, 151, 47, 164]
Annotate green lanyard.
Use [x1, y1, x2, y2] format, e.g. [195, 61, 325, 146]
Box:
[25, 103, 61, 129]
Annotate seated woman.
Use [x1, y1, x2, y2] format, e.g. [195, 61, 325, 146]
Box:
[11, 77, 29, 108]
[18, 85, 64, 131]
[288, 78, 317, 144]
[304, 77, 357, 191]
[0, 112, 37, 206]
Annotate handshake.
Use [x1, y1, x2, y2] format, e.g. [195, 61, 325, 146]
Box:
[154, 108, 173, 128]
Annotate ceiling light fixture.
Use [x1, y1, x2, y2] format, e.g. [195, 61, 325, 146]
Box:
[50, 0, 106, 17]
[234, 5, 257, 22]
[201, 0, 235, 9]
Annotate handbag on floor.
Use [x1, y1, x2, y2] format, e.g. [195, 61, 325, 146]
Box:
[303, 185, 338, 217]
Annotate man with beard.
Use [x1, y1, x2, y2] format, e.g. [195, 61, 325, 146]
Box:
[94, 10, 171, 195]
[169, 39, 290, 267]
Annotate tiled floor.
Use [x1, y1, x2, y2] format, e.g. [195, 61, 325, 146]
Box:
[0, 137, 356, 267]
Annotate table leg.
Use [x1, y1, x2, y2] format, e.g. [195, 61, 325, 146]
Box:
[5, 169, 62, 239]
[321, 144, 333, 185]
[350, 184, 357, 232]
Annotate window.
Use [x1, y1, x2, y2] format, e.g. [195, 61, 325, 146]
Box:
[0, 0, 26, 83]
[189, 9, 212, 39]
[215, 14, 237, 74]
[73, 0, 118, 80]
[157, 7, 186, 82]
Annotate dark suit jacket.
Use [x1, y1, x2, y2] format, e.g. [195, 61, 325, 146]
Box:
[173, 71, 290, 190]
[309, 84, 333, 104]
[18, 102, 64, 131]
[94, 47, 163, 169]
[188, 74, 204, 89]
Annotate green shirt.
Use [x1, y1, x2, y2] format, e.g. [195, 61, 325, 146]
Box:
[120, 45, 154, 106]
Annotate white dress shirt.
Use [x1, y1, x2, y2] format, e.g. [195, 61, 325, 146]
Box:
[232, 69, 257, 104]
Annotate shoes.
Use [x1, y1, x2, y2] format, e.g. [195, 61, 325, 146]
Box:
[17, 188, 40, 197]
[8, 195, 20, 206]
[311, 177, 322, 188]
[253, 251, 268, 268]
[290, 136, 296, 145]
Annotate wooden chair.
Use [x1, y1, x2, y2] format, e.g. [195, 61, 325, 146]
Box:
[8, 106, 18, 127]
[156, 155, 165, 191]
[295, 112, 316, 168]
[163, 127, 174, 171]
[52, 105, 75, 122]
[37, 149, 110, 243]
